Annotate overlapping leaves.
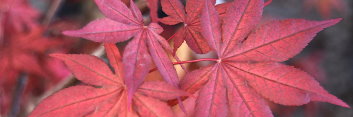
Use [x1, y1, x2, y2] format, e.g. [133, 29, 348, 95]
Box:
[30, 44, 187, 117]
[30, 0, 350, 117]
[180, 0, 349, 116]
[63, 0, 180, 99]
[160, 0, 212, 54]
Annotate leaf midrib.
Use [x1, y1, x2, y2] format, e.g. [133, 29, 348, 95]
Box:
[224, 21, 333, 59]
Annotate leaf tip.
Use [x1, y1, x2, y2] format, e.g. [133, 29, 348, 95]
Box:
[323, 18, 343, 27]
[336, 99, 350, 108]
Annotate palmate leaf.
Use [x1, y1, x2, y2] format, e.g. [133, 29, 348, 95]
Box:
[180, 0, 349, 116]
[30, 45, 187, 117]
[160, 0, 211, 54]
[63, 0, 180, 98]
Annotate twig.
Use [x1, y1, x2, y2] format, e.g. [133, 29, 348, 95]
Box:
[8, 73, 27, 117]
[42, 0, 64, 27]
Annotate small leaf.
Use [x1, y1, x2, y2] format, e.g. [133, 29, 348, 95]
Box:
[160, 0, 186, 23]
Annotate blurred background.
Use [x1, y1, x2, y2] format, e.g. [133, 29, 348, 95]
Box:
[0, 0, 352, 117]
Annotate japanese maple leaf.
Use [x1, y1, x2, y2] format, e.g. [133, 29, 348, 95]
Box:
[180, 0, 349, 116]
[63, 0, 180, 98]
[30, 44, 187, 117]
[304, 0, 346, 18]
[160, 0, 215, 54]
[146, 0, 159, 22]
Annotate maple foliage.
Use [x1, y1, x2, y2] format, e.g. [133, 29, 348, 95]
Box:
[26, 0, 351, 116]
[63, 0, 180, 99]
[160, 0, 211, 54]
[30, 44, 187, 117]
[179, 0, 349, 116]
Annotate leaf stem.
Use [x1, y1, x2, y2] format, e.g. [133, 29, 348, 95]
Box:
[172, 58, 218, 64]
[149, 58, 218, 73]
[42, 0, 64, 27]
[167, 31, 178, 41]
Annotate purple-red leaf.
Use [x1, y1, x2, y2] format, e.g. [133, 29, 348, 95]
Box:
[104, 43, 123, 75]
[146, 0, 159, 22]
[227, 62, 348, 107]
[160, 16, 183, 25]
[185, 0, 204, 21]
[123, 32, 152, 100]
[161, 0, 212, 54]
[129, 0, 143, 22]
[180, 0, 348, 116]
[134, 93, 175, 117]
[200, 0, 221, 52]
[225, 19, 342, 61]
[95, 0, 141, 25]
[63, 0, 180, 93]
[138, 81, 188, 100]
[32, 52, 182, 116]
[181, 65, 214, 93]
[160, 0, 186, 23]
[222, 68, 273, 117]
[221, 0, 264, 56]
[147, 32, 179, 86]
[51, 54, 120, 86]
[63, 18, 141, 43]
[30, 86, 119, 117]
[194, 65, 228, 117]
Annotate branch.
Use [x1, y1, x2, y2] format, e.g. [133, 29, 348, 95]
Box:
[8, 73, 27, 117]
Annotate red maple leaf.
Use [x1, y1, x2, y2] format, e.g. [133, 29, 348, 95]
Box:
[63, 0, 180, 98]
[29, 44, 187, 117]
[160, 0, 212, 54]
[180, 0, 349, 116]
[146, 0, 159, 22]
